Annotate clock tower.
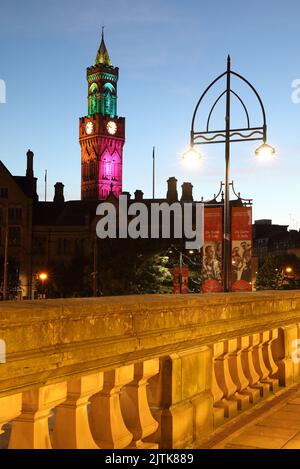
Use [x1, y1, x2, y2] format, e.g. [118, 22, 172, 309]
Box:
[79, 30, 125, 200]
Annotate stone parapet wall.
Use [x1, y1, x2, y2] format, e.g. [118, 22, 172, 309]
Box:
[1, 291, 300, 448]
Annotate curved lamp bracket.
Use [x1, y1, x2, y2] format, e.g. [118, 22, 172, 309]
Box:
[191, 68, 267, 146]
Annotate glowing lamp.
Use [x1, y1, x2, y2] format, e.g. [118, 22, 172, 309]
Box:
[255, 142, 276, 159]
[285, 267, 293, 274]
[182, 146, 203, 168]
[39, 272, 48, 281]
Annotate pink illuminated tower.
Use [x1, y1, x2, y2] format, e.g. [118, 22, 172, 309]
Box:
[79, 30, 125, 200]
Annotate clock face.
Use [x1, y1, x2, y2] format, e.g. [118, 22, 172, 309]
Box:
[107, 121, 117, 135]
[85, 121, 94, 135]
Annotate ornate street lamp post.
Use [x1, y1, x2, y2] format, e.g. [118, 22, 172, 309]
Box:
[183, 56, 275, 292]
[38, 272, 48, 299]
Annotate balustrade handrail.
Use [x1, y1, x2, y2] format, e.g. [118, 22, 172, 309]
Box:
[1, 291, 300, 398]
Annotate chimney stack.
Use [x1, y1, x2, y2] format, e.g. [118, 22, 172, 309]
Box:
[134, 190, 144, 201]
[181, 182, 193, 202]
[25, 149, 38, 200]
[121, 191, 131, 200]
[53, 182, 65, 204]
[26, 149, 34, 178]
[166, 177, 178, 203]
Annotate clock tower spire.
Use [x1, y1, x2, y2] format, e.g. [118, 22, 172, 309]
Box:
[79, 31, 125, 200]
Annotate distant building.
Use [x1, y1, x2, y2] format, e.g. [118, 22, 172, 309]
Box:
[0, 33, 249, 299]
[253, 219, 300, 262]
[0, 151, 204, 299]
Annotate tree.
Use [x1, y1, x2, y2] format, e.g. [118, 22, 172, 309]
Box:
[97, 239, 173, 295]
[255, 253, 300, 290]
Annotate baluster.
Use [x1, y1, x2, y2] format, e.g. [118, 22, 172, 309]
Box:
[145, 358, 164, 445]
[259, 330, 279, 392]
[211, 357, 226, 427]
[89, 365, 134, 448]
[120, 359, 159, 449]
[226, 339, 250, 410]
[251, 332, 272, 395]
[9, 383, 67, 449]
[52, 372, 103, 449]
[0, 394, 22, 448]
[241, 334, 268, 397]
[232, 336, 260, 404]
[212, 342, 238, 419]
[216, 340, 250, 411]
[263, 329, 279, 379]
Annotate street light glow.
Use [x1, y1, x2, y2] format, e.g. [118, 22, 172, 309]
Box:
[39, 272, 48, 281]
[255, 142, 276, 159]
[182, 147, 202, 168]
[285, 266, 293, 274]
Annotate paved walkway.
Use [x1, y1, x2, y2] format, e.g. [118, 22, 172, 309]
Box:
[201, 384, 300, 449]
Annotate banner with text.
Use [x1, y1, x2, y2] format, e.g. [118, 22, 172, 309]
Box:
[173, 266, 189, 294]
[231, 206, 252, 292]
[202, 207, 223, 293]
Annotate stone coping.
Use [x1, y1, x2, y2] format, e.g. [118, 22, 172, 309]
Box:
[1, 291, 300, 396]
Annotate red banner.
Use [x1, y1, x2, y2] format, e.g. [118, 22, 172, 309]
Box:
[173, 266, 189, 294]
[231, 207, 252, 292]
[202, 208, 223, 293]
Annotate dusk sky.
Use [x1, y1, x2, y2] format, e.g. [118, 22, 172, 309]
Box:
[1, 0, 300, 227]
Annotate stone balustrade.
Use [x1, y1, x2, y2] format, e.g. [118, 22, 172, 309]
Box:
[1, 291, 300, 449]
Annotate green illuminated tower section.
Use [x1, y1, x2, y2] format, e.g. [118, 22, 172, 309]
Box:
[79, 30, 125, 200]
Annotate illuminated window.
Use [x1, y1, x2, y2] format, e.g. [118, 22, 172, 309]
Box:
[88, 83, 99, 116]
[102, 83, 116, 118]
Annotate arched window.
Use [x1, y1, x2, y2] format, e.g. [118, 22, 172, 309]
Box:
[111, 152, 121, 181]
[102, 83, 116, 117]
[104, 157, 111, 179]
[88, 83, 99, 116]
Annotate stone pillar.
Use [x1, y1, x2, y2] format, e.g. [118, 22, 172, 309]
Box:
[9, 383, 67, 449]
[0, 394, 22, 441]
[273, 324, 298, 386]
[52, 372, 103, 449]
[89, 365, 134, 448]
[120, 359, 159, 449]
[154, 346, 213, 449]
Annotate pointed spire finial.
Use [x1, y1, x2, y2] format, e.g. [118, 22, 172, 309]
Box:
[94, 26, 111, 66]
[227, 55, 231, 72]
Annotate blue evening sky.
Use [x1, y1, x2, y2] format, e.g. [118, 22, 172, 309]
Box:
[0, 0, 300, 227]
